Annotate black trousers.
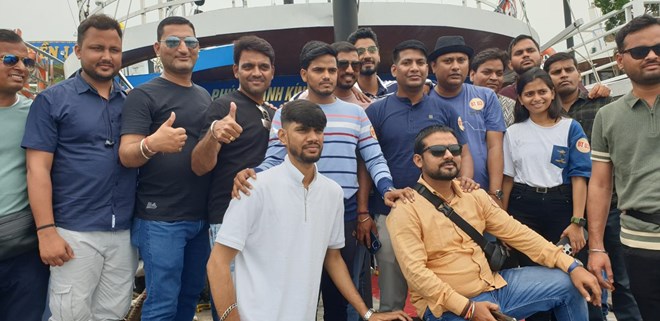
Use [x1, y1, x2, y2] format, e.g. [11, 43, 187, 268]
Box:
[623, 245, 660, 321]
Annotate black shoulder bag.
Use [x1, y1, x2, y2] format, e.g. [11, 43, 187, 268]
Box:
[414, 183, 510, 272]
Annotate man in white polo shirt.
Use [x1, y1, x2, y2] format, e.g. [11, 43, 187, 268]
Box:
[207, 100, 411, 321]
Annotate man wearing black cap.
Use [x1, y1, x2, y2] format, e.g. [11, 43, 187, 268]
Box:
[428, 36, 506, 204]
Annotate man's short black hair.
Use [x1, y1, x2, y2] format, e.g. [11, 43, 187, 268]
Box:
[615, 14, 660, 52]
[331, 41, 357, 55]
[157, 16, 195, 41]
[414, 125, 459, 155]
[470, 48, 509, 72]
[281, 99, 327, 131]
[233, 35, 275, 65]
[77, 14, 123, 46]
[392, 40, 427, 64]
[542, 52, 578, 73]
[507, 34, 540, 58]
[0, 29, 23, 44]
[347, 27, 379, 47]
[300, 41, 336, 70]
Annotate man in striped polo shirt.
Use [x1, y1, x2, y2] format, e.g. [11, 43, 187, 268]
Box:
[587, 15, 660, 321]
[232, 40, 411, 321]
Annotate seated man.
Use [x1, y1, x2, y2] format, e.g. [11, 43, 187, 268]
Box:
[207, 100, 410, 321]
[387, 125, 601, 321]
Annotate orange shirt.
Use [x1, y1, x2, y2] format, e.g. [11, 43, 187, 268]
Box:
[386, 178, 575, 317]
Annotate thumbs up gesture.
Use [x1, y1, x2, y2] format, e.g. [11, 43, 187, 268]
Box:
[149, 112, 188, 153]
[211, 102, 243, 144]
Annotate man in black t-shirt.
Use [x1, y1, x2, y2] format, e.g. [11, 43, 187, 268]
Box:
[118, 16, 211, 321]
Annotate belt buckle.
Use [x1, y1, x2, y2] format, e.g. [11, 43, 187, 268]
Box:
[535, 187, 548, 193]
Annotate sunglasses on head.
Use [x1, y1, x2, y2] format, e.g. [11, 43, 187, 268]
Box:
[423, 144, 462, 157]
[1, 54, 36, 70]
[621, 44, 660, 60]
[337, 60, 362, 70]
[160, 36, 199, 49]
[356, 46, 378, 56]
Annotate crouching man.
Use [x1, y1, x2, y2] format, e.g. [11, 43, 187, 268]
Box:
[388, 125, 601, 321]
[207, 100, 411, 321]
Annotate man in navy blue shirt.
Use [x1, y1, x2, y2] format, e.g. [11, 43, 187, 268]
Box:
[22, 15, 137, 320]
[365, 39, 474, 313]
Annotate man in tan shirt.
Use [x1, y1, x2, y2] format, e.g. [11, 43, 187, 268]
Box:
[387, 125, 601, 321]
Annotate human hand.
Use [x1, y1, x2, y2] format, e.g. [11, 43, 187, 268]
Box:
[149, 112, 187, 153]
[356, 214, 377, 247]
[560, 224, 586, 255]
[472, 301, 500, 321]
[587, 251, 614, 290]
[457, 177, 480, 192]
[351, 87, 372, 104]
[588, 83, 611, 99]
[232, 168, 256, 199]
[37, 228, 74, 266]
[383, 187, 415, 208]
[368, 310, 412, 321]
[212, 102, 243, 144]
[569, 266, 602, 307]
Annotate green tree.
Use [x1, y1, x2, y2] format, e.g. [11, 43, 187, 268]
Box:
[594, 0, 630, 30]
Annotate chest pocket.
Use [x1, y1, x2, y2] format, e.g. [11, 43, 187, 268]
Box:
[551, 145, 569, 169]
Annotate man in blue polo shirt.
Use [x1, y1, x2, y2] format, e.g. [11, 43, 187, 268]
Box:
[365, 39, 473, 313]
[22, 15, 137, 321]
[428, 36, 506, 203]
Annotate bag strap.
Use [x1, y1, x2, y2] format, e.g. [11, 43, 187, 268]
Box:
[413, 183, 489, 249]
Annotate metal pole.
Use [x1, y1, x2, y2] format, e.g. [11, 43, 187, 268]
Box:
[563, 0, 574, 49]
[332, 0, 358, 42]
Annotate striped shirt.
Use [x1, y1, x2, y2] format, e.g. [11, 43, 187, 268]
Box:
[256, 99, 394, 220]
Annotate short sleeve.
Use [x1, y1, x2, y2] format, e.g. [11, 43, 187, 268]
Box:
[503, 131, 515, 177]
[21, 93, 58, 152]
[567, 120, 591, 178]
[120, 88, 155, 136]
[327, 187, 346, 249]
[215, 177, 264, 251]
[590, 109, 610, 163]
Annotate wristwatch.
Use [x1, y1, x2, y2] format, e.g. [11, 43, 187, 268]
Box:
[567, 258, 584, 274]
[363, 308, 376, 320]
[488, 190, 503, 200]
[570, 216, 587, 227]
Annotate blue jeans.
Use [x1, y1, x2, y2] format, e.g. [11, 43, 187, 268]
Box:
[422, 267, 587, 321]
[132, 218, 210, 321]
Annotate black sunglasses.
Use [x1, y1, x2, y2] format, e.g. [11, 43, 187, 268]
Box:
[356, 46, 378, 56]
[160, 36, 199, 49]
[337, 60, 362, 70]
[621, 44, 660, 60]
[1, 54, 36, 70]
[257, 104, 272, 130]
[423, 144, 462, 157]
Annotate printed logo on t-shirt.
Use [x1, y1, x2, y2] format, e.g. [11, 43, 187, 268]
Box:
[370, 126, 378, 140]
[469, 98, 485, 111]
[146, 202, 157, 210]
[457, 116, 465, 131]
[551, 145, 569, 168]
[576, 138, 591, 153]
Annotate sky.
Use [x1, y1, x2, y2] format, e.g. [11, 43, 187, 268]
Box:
[0, 0, 597, 51]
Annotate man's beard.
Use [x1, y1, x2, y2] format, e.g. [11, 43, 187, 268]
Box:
[426, 161, 459, 181]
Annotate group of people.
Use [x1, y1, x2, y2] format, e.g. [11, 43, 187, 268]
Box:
[0, 10, 658, 321]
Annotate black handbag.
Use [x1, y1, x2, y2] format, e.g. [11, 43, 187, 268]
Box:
[0, 208, 38, 261]
[414, 183, 511, 272]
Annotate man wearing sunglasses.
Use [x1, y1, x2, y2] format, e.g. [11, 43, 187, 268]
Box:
[0, 29, 49, 321]
[347, 27, 396, 99]
[587, 15, 660, 321]
[365, 40, 474, 315]
[119, 16, 212, 321]
[191, 35, 276, 320]
[22, 15, 138, 321]
[388, 125, 602, 321]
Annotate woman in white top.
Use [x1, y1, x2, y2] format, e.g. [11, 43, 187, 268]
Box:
[502, 68, 591, 267]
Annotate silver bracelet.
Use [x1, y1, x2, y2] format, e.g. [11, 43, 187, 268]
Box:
[220, 302, 237, 321]
[210, 120, 220, 141]
[139, 139, 151, 160]
[363, 308, 376, 320]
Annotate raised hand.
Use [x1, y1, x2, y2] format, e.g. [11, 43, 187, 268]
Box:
[149, 111, 187, 153]
[212, 102, 243, 144]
